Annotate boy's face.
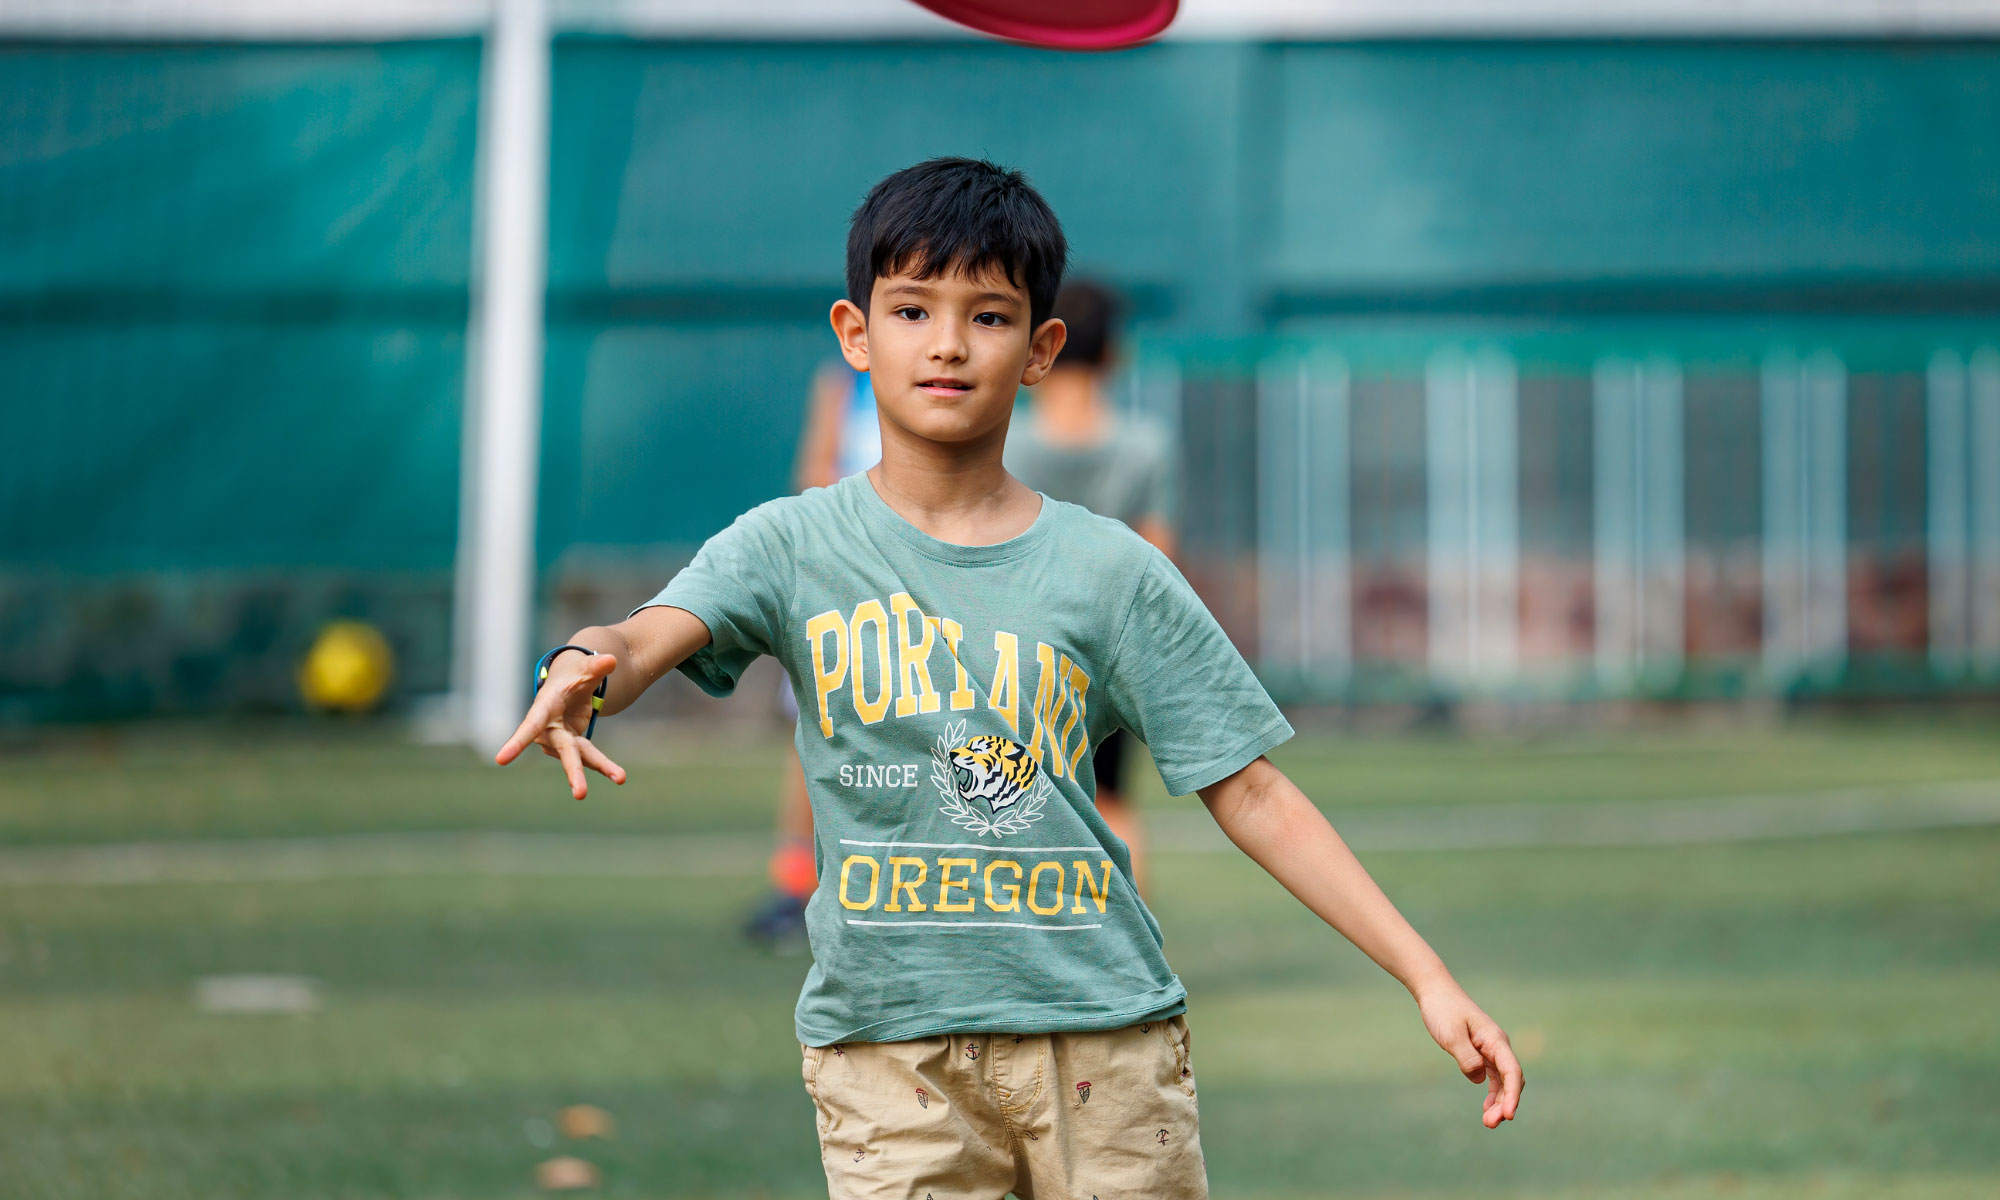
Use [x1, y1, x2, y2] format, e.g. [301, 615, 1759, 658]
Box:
[830, 263, 1066, 447]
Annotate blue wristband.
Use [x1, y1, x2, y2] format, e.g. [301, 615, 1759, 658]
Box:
[534, 644, 608, 740]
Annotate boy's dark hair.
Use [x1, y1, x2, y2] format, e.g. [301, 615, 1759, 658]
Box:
[1050, 279, 1120, 369]
[847, 157, 1069, 329]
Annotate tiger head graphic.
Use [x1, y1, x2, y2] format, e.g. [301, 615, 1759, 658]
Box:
[947, 736, 1040, 815]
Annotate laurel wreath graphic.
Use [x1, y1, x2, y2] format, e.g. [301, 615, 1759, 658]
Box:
[931, 719, 1050, 839]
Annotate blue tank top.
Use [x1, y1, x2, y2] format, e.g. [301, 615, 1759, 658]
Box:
[836, 371, 880, 480]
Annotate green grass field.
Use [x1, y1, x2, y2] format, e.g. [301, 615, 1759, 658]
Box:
[4, 717, 1999, 1198]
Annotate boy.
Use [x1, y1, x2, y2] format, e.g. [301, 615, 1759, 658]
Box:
[497, 157, 1521, 1198]
[1006, 279, 1175, 894]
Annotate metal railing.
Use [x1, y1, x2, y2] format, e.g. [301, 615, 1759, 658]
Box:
[1132, 335, 2000, 705]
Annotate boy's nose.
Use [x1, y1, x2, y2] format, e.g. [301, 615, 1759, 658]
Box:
[928, 328, 968, 363]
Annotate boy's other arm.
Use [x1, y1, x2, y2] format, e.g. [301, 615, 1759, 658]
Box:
[793, 365, 851, 491]
[1198, 755, 1524, 1129]
[493, 605, 713, 799]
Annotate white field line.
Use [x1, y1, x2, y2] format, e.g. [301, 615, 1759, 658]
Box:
[0, 832, 767, 887]
[1148, 780, 2000, 853]
[3, 780, 2000, 887]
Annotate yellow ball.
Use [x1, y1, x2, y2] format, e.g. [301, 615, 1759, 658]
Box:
[299, 620, 394, 712]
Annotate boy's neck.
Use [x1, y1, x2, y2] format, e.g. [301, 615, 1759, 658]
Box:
[1029, 368, 1110, 447]
[868, 416, 1042, 547]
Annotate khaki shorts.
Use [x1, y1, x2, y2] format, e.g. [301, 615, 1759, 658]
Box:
[800, 1014, 1208, 1200]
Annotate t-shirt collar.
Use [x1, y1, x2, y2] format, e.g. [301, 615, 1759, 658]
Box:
[847, 471, 1055, 566]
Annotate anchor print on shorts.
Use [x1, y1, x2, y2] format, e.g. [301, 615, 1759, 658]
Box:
[1156, 1128, 1171, 1146]
[852, 1147, 866, 1162]
[964, 1042, 980, 1061]
[1075, 1080, 1091, 1106]
[915, 1087, 929, 1109]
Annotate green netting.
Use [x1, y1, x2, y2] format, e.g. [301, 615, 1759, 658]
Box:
[0, 41, 480, 573]
[0, 42, 480, 720]
[12, 38, 2000, 574]
[7, 38, 2000, 717]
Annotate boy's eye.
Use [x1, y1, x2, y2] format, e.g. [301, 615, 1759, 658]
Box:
[894, 306, 926, 321]
[974, 312, 1008, 327]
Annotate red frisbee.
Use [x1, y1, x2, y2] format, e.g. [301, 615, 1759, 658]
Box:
[911, 0, 1178, 49]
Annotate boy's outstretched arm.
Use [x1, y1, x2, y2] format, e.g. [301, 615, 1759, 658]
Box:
[493, 605, 712, 799]
[1197, 755, 1524, 1129]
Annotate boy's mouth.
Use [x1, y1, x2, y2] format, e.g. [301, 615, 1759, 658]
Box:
[917, 377, 974, 396]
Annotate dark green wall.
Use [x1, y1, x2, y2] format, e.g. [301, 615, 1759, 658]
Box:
[538, 39, 1259, 557]
[0, 41, 480, 572]
[1269, 42, 2000, 302]
[5, 38, 2000, 574]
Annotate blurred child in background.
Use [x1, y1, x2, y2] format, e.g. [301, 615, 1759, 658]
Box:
[744, 363, 880, 945]
[1005, 279, 1175, 891]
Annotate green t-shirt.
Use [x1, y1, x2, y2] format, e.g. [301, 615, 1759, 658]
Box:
[639, 471, 1293, 1045]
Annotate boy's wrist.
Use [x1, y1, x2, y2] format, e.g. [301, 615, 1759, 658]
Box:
[536, 644, 596, 685]
[1403, 960, 1460, 1002]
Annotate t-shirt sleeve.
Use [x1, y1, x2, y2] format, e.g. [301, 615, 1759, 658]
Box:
[629, 505, 792, 698]
[1102, 549, 1293, 795]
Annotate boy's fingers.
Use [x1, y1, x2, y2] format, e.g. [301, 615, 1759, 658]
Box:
[496, 680, 576, 764]
[1472, 1025, 1524, 1125]
[1492, 1046, 1524, 1121]
[556, 734, 589, 799]
[494, 703, 541, 763]
[495, 700, 554, 765]
[1445, 1030, 1486, 1081]
[577, 738, 627, 785]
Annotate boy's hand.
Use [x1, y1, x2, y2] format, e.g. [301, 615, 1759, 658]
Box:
[493, 652, 628, 800]
[1416, 981, 1523, 1129]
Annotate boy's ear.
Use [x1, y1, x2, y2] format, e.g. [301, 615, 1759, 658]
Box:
[829, 299, 870, 373]
[1020, 317, 1068, 387]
